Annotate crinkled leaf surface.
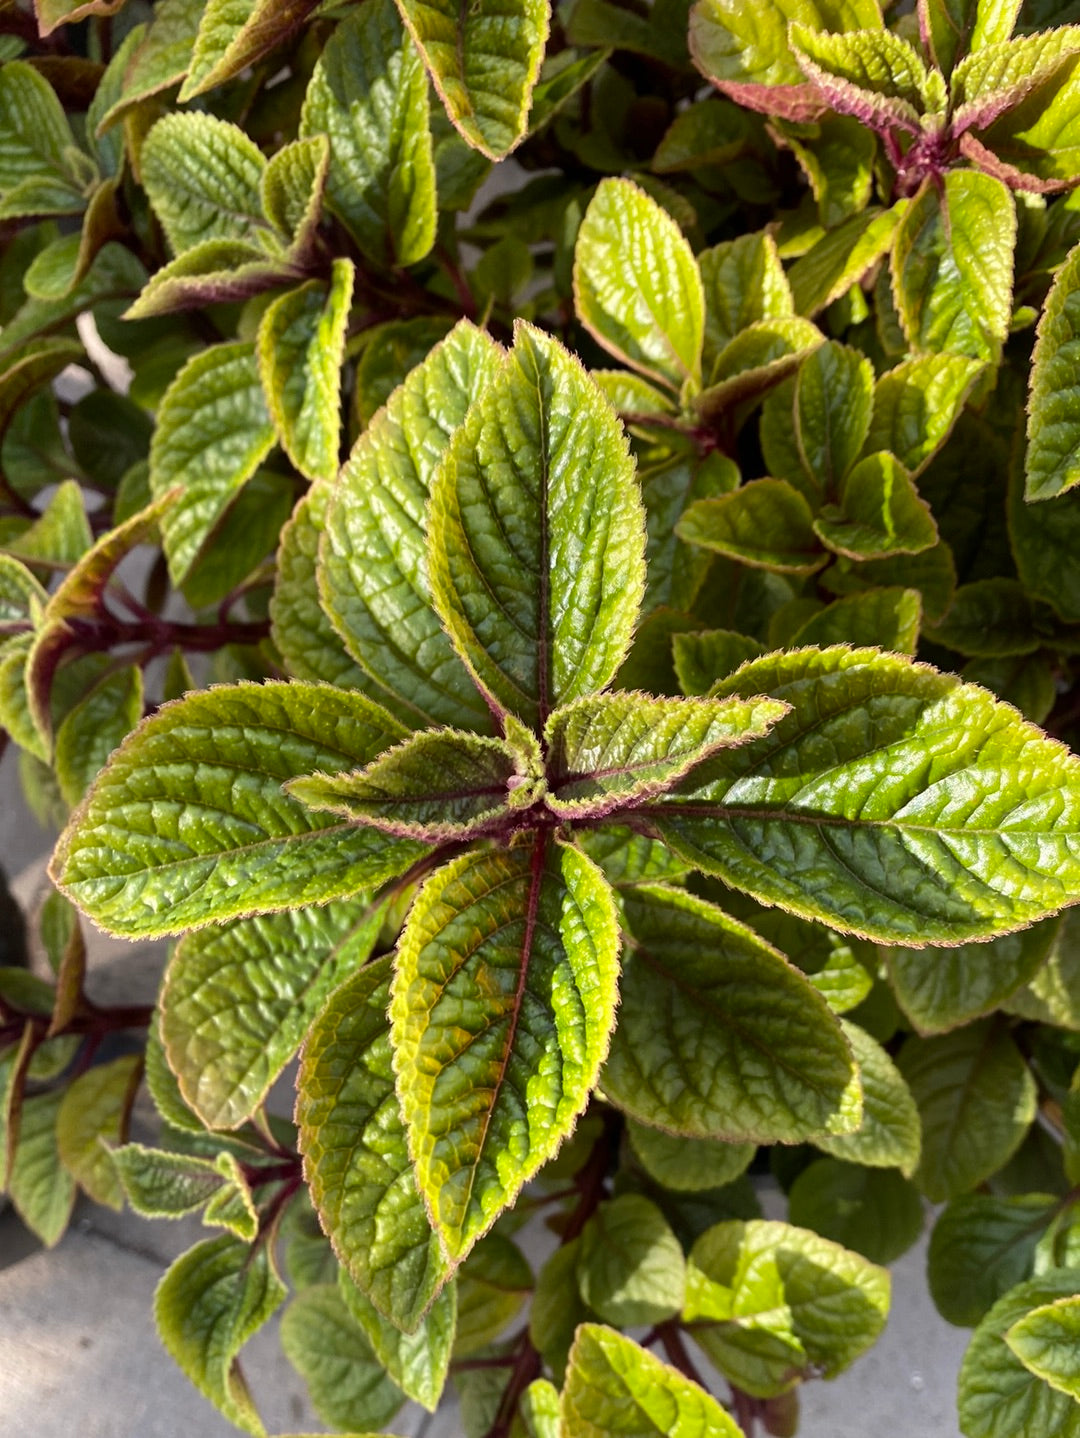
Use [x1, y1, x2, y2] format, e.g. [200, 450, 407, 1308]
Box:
[813, 452, 938, 560]
[789, 205, 904, 317]
[1027, 239, 1080, 502]
[279, 1284, 405, 1432]
[601, 884, 857, 1142]
[162, 898, 385, 1129]
[320, 318, 501, 731]
[865, 353, 985, 477]
[298, 955, 450, 1332]
[577, 1194, 686, 1326]
[181, 0, 321, 101]
[790, 24, 936, 132]
[428, 322, 645, 731]
[573, 177, 704, 393]
[644, 646, 1080, 944]
[52, 682, 426, 938]
[339, 1272, 456, 1411]
[677, 479, 825, 576]
[928, 1193, 1059, 1328]
[299, 0, 436, 267]
[111, 1143, 230, 1218]
[141, 113, 271, 256]
[811, 1018, 921, 1174]
[561, 1322, 743, 1437]
[700, 231, 793, 373]
[396, 0, 549, 159]
[544, 690, 787, 818]
[391, 837, 620, 1261]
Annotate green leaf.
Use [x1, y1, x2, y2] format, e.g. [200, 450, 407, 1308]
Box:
[289, 727, 540, 839]
[280, 1284, 404, 1433]
[5, 477, 92, 568]
[927, 578, 1045, 657]
[454, 1233, 533, 1356]
[928, 1193, 1058, 1327]
[964, 654, 1057, 726]
[699, 231, 794, 373]
[261, 135, 329, 261]
[864, 353, 986, 477]
[677, 479, 825, 576]
[297, 954, 450, 1332]
[0, 62, 83, 209]
[96, 0, 203, 129]
[54, 665, 144, 808]
[163, 898, 385, 1129]
[788, 204, 905, 316]
[123, 239, 295, 321]
[638, 450, 736, 613]
[791, 587, 922, 654]
[181, 0, 321, 101]
[55, 1053, 141, 1208]
[788, 1159, 924, 1265]
[544, 690, 788, 818]
[958, 1272, 1080, 1438]
[920, 0, 1020, 75]
[976, 50, 1080, 188]
[790, 340, 875, 495]
[1007, 1294, 1080, 1401]
[155, 1235, 285, 1437]
[653, 97, 750, 174]
[396, 0, 550, 160]
[791, 25, 938, 132]
[950, 29, 1080, 134]
[51, 681, 426, 938]
[111, 1143, 230, 1218]
[577, 825, 691, 887]
[898, 1021, 1037, 1201]
[694, 317, 825, 422]
[561, 1322, 743, 1437]
[299, 0, 436, 267]
[257, 260, 353, 482]
[813, 452, 938, 560]
[0, 339, 84, 447]
[628, 1121, 755, 1192]
[891, 171, 1016, 362]
[149, 341, 275, 587]
[577, 1194, 687, 1325]
[428, 322, 645, 731]
[573, 177, 704, 393]
[339, 1272, 456, 1411]
[601, 884, 858, 1142]
[812, 1019, 921, 1174]
[1027, 239, 1080, 501]
[886, 918, 1060, 1034]
[9, 1087, 76, 1246]
[0, 552, 46, 630]
[645, 646, 1080, 944]
[141, 113, 271, 257]
[685, 1218, 889, 1398]
[320, 318, 502, 731]
[391, 837, 620, 1261]
[673, 630, 767, 696]
[784, 112, 877, 228]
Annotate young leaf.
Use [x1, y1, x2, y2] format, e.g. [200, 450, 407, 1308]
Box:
[257, 259, 353, 483]
[601, 884, 858, 1142]
[928, 1193, 1059, 1327]
[627, 1121, 755, 1192]
[428, 322, 646, 731]
[163, 898, 385, 1129]
[699, 231, 794, 370]
[886, 918, 1060, 1034]
[864, 353, 986, 476]
[689, 0, 829, 122]
[289, 728, 540, 840]
[299, 0, 436, 268]
[1027, 239, 1080, 501]
[791, 587, 922, 653]
[320, 318, 502, 731]
[694, 316, 825, 420]
[181, 0, 321, 101]
[543, 690, 788, 818]
[54, 665, 144, 807]
[391, 837, 620, 1262]
[891, 171, 1016, 362]
[561, 1323, 743, 1437]
[677, 479, 826, 576]
[898, 1021, 1037, 1201]
[395, 0, 550, 160]
[788, 204, 905, 316]
[339, 1272, 456, 1411]
[124, 240, 296, 320]
[577, 1195, 687, 1326]
[789, 340, 874, 494]
[149, 341, 276, 587]
[111, 1143, 231, 1219]
[644, 646, 1080, 944]
[573, 177, 704, 393]
[790, 25, 936, 133]
[453, 1233, 532, 1356]
[811, 1019, 921, 1175]
[685, 1218, 889, 1397]
[9, 1087, 76, 1246]
[298, 955, 450, 1333]
[812, 452, 938, 560]
[920, 0, 1020, 76]
[55, 1053, 142, 1208]
[958, 1273, 1080, 1438]
[950, 28, 1080, 135]
[51, 682, 426, 938]
[1007, 1295, 1080, 1401]
[261, 136, 329, 261]
[140, 113, 271, 257]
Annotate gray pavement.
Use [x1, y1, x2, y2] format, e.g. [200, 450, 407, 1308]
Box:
[1, 745, 967, 1437]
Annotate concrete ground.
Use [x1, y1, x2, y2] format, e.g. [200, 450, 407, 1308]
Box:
[0, 744, 968, 1437]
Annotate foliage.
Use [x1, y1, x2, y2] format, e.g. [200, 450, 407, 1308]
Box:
[3, 0, 1080, 1435]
